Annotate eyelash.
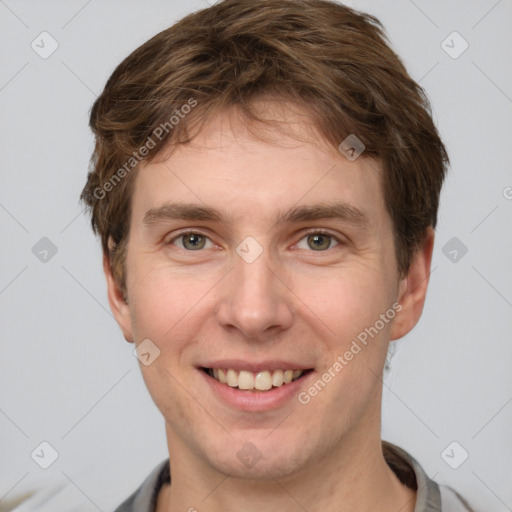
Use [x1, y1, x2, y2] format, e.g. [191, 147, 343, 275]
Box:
[167, 229, 344, 251]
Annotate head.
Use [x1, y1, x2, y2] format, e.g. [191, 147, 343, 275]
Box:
[81, 0, 448, 479]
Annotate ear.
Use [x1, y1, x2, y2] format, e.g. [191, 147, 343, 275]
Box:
[103, 242, 134, 343]
[390, 227, 435, 341]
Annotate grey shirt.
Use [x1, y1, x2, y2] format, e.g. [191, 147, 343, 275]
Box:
[113, 442, 474, 512]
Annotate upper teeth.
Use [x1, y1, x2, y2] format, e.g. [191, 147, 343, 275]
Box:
[209, 368, 304, 391]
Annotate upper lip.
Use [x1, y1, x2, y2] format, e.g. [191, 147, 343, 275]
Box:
[199, 359, 313, 372]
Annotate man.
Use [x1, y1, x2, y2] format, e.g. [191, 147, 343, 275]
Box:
[81, 1, 474, 510]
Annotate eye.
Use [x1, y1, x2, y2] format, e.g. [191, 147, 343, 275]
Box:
[170, 231, 214, 251]
[167, 230, 342, 252]
[296, 231, 341, 251]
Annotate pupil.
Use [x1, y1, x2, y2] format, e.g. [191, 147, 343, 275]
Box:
[309, 234, 330, 250]
[185, 234, 204, 250]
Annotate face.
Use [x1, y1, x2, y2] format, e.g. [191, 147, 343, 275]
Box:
[105, 102, 432, 480]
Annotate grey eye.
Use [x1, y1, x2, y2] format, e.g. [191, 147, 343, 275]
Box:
[296, 233, 340, 251]
[174, 233, 211, 250]
[308, 233, 331, 250]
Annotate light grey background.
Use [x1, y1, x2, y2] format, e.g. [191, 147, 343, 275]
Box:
[1, 0, 511, 511]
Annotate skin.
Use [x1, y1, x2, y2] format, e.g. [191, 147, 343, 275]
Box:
[105, 101, 434, 512]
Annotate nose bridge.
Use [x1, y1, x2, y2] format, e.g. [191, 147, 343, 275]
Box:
[216, 238, 293, 338]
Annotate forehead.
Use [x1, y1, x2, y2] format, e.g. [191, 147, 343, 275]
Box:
[131, 103, 387, 231]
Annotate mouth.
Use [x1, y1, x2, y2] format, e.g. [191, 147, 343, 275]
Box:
[201, 367, 313, 392]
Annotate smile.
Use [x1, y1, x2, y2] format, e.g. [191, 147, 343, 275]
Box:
[203, 367, 309, 391]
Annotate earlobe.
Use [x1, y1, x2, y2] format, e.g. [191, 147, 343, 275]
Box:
[390, 228, 435, 341]
[103, 246, 134, 343]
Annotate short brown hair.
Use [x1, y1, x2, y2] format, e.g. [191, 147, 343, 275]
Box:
[81, 0, 449, 294]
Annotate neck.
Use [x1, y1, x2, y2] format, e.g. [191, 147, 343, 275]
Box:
[158, 425, 416, 512]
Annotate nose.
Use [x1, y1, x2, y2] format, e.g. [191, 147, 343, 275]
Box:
[215, 245, 294, 341]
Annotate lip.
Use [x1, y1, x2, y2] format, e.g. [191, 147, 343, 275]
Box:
[198, 366, 315, 412]
[199, 359, 312, 372]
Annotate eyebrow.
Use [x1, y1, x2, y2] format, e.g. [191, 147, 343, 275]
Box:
[142, 201, 371, 229]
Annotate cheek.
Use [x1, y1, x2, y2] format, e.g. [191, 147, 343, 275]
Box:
[127, 256, 209, 343]
[302, 266, 392, 341]
[296, 266, 395, 415]
[299, 273, 392, 426]
[127, 263, 205, 419]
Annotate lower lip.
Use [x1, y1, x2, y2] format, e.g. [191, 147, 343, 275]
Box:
[199, 369, 313, 412]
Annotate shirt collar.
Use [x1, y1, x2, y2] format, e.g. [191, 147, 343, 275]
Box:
[382, 441, 441, 512]
[116, 441, 441, 512]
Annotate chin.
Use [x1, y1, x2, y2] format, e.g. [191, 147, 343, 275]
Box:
[198, 430, 311, 480]
[209, 450, 307, 481]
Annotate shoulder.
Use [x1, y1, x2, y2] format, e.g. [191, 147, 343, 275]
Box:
[382, 441, 475, 512]
[439, 485, 476, 512]
[113, 458, 170, 512]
